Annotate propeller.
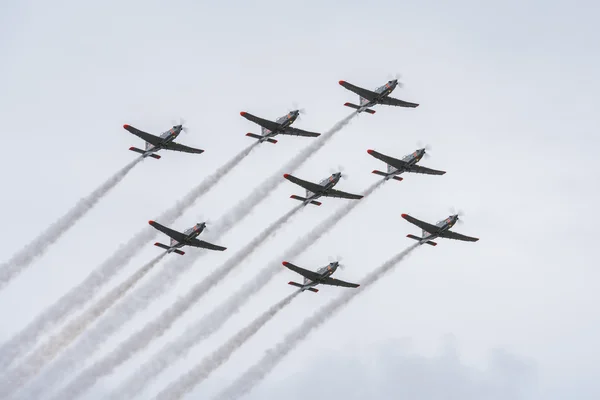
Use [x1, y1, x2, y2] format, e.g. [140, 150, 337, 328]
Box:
[387, 73, 404, 87]
[196, 215, 214, 231]
[449, 207, 465, 224]
[328, 255, 345, 269]
[416, 141, 432, 159]
[171, 117, 189, 133]
[330, 165, 349, 180]
[290, 102, 307, 120]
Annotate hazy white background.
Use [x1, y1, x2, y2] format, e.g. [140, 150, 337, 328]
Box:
[1, 0, 599, 398]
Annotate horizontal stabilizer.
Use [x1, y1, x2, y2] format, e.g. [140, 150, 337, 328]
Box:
[406, 234, 421, 241]
[173, 249, 186, 255]
[343, 102, 361, 110]
[424, 241, 437, 246]
[288, 281, 303, 288]
[154, 242, 170, 250]
[130, 147, 161, 159]
[290, 194, 307, 202]
[306, 287, 319, 293]
[309, 200, 322, 206]
[372, 170, 388, 177]
[344, 103, 376, 114]
[246, 133, 277, 144]
[392, 176, 403, 181]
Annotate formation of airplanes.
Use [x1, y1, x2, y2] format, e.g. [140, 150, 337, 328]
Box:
[122, 77, 478, 293]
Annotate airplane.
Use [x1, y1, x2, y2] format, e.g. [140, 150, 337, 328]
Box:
[367, 148, 446, 181]
[240, 110, 321, 144]
[282, 260, 359, 293]
[338, 79, 419, 114]
[148, 220, 226, 255]
[401, 213, 479, 246]
[123, 123, 204, 159]
[283, 172, 363, 206]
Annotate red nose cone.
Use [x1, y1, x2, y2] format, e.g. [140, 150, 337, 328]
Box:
[123, 124, 130, 129]
[367, 149, 374, 154]
[338, 80, 346, 85]
[283, 174, 290, 179]
[240, 111, 247, 117]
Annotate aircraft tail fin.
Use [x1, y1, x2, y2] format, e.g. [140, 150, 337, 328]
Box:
[344, 102, 376, 114]
[290, 195, 321, 206]
[246, 133, 277, 144]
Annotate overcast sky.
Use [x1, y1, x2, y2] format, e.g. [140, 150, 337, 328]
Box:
[1, 0, 599, 399]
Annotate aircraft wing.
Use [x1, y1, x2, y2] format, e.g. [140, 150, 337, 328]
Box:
[282, 262, 322, 281]
[283, 174, 324, 194]
[162, 141, 205, 154]
[320, 276, 360, 288]
[339, 81, 379, 100]
[240, 112, 281, 132]
[123, 124, 163, 145]
[438, 230, 479, 242]
[188, 239, 227, 251]
[406, 164, 446, 175]
[323, 188, 364, 200]
[379, 96, 419, 108]
[368, 150, 410, 170]
[282, 126, 321, 137]
[401, 214, 441, 234]
[149, 221, 187, 242]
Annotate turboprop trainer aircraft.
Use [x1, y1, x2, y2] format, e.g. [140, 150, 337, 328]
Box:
[339, 79, 419, 114]
[283, 260, 359, 293]
[367, 148, 446, 181]
[283, 172, 363, 206]
[124, 123, 204, 159]
[240, 110, 321, 144]
[401, 213, 479, 246]
[148, 220, 227, 255]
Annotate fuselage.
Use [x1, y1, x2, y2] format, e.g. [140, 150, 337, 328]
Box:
[384, 148, 426, 179]
[300, 262, 339, 291]
[420, 215, 459, 243]
[167, 222, 206, 253]
[359, 79, 399, 111]
[142, 125, 183, 157]
[260, 111, 300, 140]
[304, 173, 342, 204]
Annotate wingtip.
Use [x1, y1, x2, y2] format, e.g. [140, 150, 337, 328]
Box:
[283, 173, 290, 179]
[338, 80, 346, 85]
[401, 213, 408, 219]
[148, 220, 155, 225]
[367, 149, 374, 155]
[123, 124, 130, 129]
[240, 111, 247, 117]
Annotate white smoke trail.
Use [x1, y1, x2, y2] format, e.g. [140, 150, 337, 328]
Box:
[113, 180, 383, 399]
[0, 144, 255, 375]
[0, 157, 142, 292]
[106, 205, 302, 400]
[0, 253, 166, 399]
[27, 113, 357, 400]
[155, 291, 301, 400]
[215, 244, 419, 400]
